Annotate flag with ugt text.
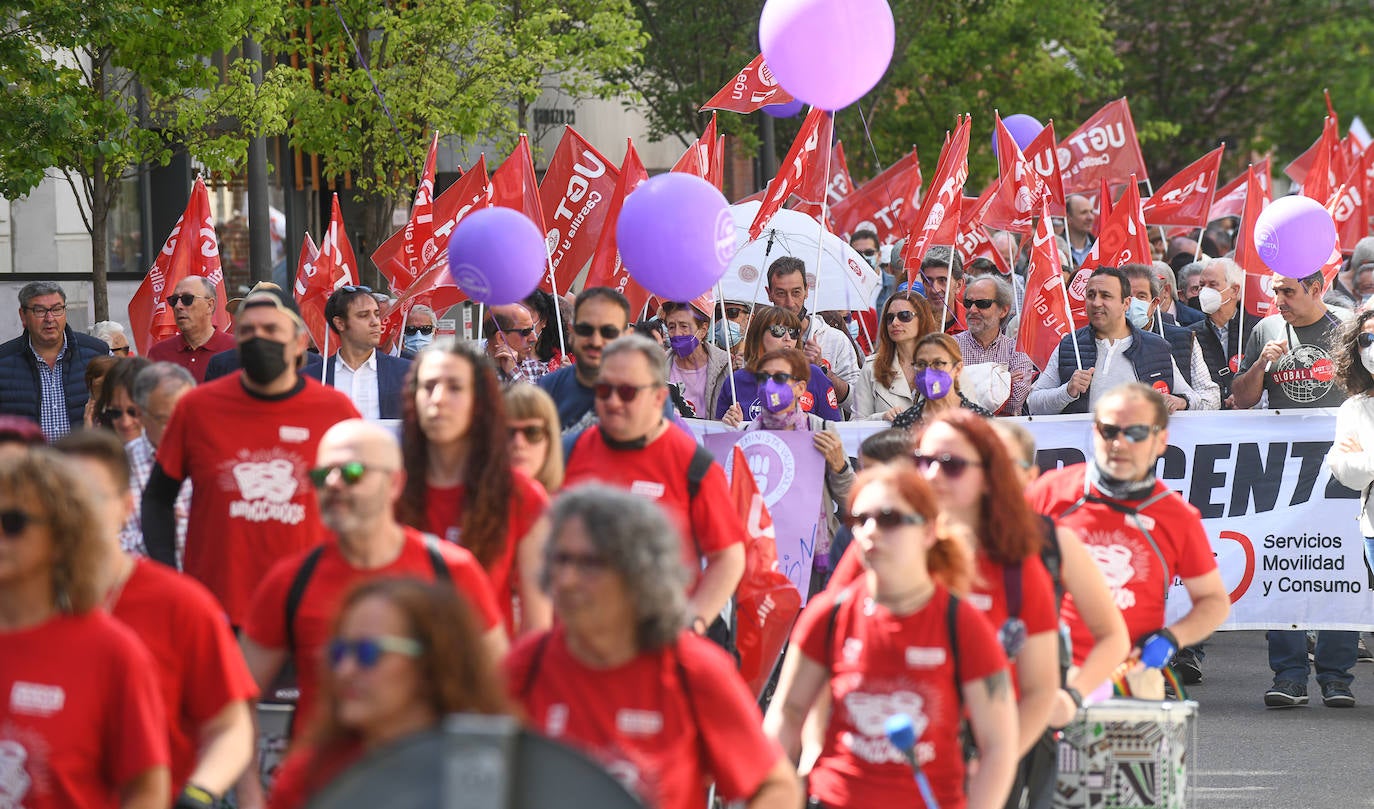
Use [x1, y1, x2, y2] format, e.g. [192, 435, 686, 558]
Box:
[701, 54, 796, 114]
[1332, 148, 1371, 254]
[1233, 164, 1276, 319]
[1058, 98, 1149, 194]
[1018, 198, 1075, 370]
[393, 132, 439, 295]
[902, 116, 970, 285]
[830, 146, 921, 244]
[127, 177, 230, 355]
[296, 194, 358, 353]
[793, 139, 855, 225]
[748, 107, 833, 240]
[1081, 176, 1150, 270]
[373, 156, 492, 296]
[977, 112, 1049, 233]
[539, 126, 619, 293]
[1024, 120, 1066, 212]
[1142, 146, 1225, 228]
[957, 187, 1013, 275]
[586, 140, 652, 318]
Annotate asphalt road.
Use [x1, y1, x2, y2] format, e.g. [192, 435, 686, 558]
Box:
[1182, 630, 1374, 808]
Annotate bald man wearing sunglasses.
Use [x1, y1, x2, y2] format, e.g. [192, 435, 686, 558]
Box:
[1027, 382, 1228, 699]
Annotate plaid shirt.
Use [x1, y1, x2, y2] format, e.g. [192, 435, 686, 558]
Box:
[125, 434, 191, 565]
[954, 329, 1036, 416]
[519, 357, 549, 382]
[31, 336, 70, 438]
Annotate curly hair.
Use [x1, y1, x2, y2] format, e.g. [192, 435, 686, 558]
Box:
[398, 339, 512, 569]
[845, 464, 970, 595]
[741, 306, 804, 371]
[1334, 310, 1374, 397]
[874, 292, 937, 388]
[541, 484, 689, 651]
[0, 448, 105, 613]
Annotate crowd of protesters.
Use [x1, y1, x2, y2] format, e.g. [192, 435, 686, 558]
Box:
[1, 215, 1372, 809]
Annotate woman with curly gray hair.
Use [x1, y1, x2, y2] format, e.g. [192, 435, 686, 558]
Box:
[506, 484, 800, 809]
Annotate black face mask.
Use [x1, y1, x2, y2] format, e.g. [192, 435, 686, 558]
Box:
[239, 337, 290, 385]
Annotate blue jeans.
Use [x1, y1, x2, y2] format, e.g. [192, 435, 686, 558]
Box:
[1268, 629, 1358, 686]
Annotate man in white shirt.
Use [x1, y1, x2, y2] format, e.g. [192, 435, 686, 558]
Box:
[765, 256, 860, 415]
[306, 286, 411, 419]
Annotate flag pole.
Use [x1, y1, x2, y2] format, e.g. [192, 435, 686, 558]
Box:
[540, 239, 569, 358]
[942, 243, 956, 331]
[1005, 229, 1021, 321]
[1058, 275, 1083, 371]
[717, 284, 739, 407]
[1142, 176, 1172, 262]
[808, 111, 836, 326]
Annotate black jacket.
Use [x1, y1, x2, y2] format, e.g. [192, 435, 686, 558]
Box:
[0, 326, 110, 431]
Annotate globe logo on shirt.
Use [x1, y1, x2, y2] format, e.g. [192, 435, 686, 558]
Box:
[1272, 344, 1335, 404]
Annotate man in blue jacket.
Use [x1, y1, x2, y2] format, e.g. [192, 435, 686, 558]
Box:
[304, 285, 410, 420]
[0, 281, 111, 438]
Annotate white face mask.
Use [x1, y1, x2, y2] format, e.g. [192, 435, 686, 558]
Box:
[1128, 297, 1152, 330]
[1361, 343, 1374, 375]
[1197, 286, 1223, 315]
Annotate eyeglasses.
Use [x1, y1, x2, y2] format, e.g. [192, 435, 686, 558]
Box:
[885, 310, 918, 324]
[24, 304, 67, 318]
[111, 345, 131, 356]
[340, 285, 373, 294]
[844, 508, 926, 530]
[509, 424, 547, 443]
[166, 294, 208, 308]
[0, 509, 45, 537]
[549, 550, 610, 573]
[573, 322, 622, 340]
[308, 461, 370, 487]
[1094, 422, 1161, 443]
[754, 371, 796, 384]
[327, 635, 423, 669]
[724, 306, 746, 319]
[102, 407, 138, 422]
[963, 298, 997, 310]
[766, 324, 801, 340]
[502, 327, 537, 338]
[593, 382, 657, 402]
[1358, 332, 1374, 349]
[404, 325, 435, 336]
[912, 359, 951, 372]
[913, 451, 983, 478]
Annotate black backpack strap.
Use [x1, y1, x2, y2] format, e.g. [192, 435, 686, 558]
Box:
[1002, 561, 1023, 621]
[1039, 515, 1064, 608]
[284, 545, 327, 654]
[947, 593, 962, 700]
[686, 443, 715, 500]
[421, 532, 453, 583]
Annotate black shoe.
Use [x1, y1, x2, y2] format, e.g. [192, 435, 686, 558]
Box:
[1264, 679, 1308, 707]
[1321, 680, 1355, 708]
[1172, 651, 1203, 684]
[1358, 637, 1373, 663]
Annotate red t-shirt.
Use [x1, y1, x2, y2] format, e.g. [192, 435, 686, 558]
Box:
[1026, 465, 1217, 663]
[156, 375, 360, 625]
[266, 740, 363, 809]
[147, 330, 238, 383]
[111, 558, 259, 797]
[563, 426, 743, 576]
[505, 628, 780, 809]
[245, 527, 503, 739]
[794, 582, 1008, 809]
[0, 612, 169, 809]
[424, 468, 549, 631]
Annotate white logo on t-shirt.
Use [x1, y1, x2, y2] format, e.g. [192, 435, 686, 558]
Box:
[0, 740, 32, 808]
[546, 703, 568, 737]
[9, 682, 63, 717]
[223, 450, 306, 525]
[629, 480, 665, 499]
[841, 690, 933, 764]
[1087, 543, 1138, 610]
[278, 426, 310, 443]
[615, 709, 663, 736]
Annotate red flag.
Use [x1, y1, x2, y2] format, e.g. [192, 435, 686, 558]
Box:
[1024, 121, 1066, 211]
[728, 445, 802, 696]
[711, 133, 726, 191]
[672, 113, 718, 179]
[491, 134, 554, 292]
[1211, 158, 1271, 223]
[127, 177, 229, 355]
[700, 54, 796, 114]
[1302, 117, 1341, 203]
[373, 156, 493, 295]
[391, 132, 440, 294]
[1234, 165, 1277, 319]
[903, 116, 971, 284]
[586, 140, 652, 316]
[1097, 176, 1114, 225]
[1286, 117, 1344, 190]
[830, 147, 921, 244]
[1081, 176, 1149, 270]
[748, 107, 833, 239]
[539, 127, 620, 294]
[1018, 199, 1075, 369]
[1332, 148, 1371, 254]
[1142, 146, 1225, 227]
[295, 194, 359, 352]
[1058, 98, 1149, 193]
[792, 139, 855, 224]
[977, 113, 1048, 233]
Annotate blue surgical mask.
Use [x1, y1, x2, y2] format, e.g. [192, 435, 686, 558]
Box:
[915, 367, 953, 400]
[1128, 297, 1152, 330]
[714, 320, 742, 349]
[404, 332, 434, 353]
[847, 319, 860, 340]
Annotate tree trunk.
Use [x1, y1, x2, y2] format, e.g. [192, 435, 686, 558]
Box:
[90, 52, 110, 323]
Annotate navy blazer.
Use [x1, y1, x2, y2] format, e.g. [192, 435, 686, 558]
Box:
[1172, 301, 1205, 326]
[303, 351, 412, 419]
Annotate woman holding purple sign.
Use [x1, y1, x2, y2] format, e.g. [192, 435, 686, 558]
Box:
[717, 307, 842, 425]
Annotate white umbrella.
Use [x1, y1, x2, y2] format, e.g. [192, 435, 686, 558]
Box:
[719, 202, 882, 312]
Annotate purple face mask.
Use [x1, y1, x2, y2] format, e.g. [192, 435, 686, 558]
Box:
[669, 333, 700, 358]
[762, 378, 795, 413]
[915, 367, 953, 400]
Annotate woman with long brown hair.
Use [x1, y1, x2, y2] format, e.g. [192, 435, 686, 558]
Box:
[890, 332, 994, 430]
[397, 340, 550, 635]
[855, 291, 938, 420]
[716, 306, 842, 425]
[267, 578, 513, 809]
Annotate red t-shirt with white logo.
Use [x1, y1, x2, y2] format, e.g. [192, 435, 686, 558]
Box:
[563, 425, 743, 577]
[156, 375, 360, 625]
[505, 627, 782, 809]
[0, 611, 169, 809]
[112, 559, 259, 797]
[424, 468, 549, 632]
[245, 527, 503, 740]
[1026, 464, 1217, 663]
[795, 581, 1007, 809]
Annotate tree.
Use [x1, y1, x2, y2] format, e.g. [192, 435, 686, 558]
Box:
[271, 0, 644, 278]
[0, 1, 294, 319]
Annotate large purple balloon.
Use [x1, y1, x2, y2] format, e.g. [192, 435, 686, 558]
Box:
[992, 114, 1044, 157]
[616, 173, 735, 301]
[1252, 195, 1338, 279]
[763, 99, 804, 118]
[760, 0, 895, 111]
[446, 207, 546, 305]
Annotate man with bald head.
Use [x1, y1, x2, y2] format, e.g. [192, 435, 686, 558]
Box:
[148, 276, 236, 382]
[240, 419, 508, 743]
[482, 303, 539, 383]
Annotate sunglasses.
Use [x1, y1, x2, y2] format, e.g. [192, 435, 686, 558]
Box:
[724, 306, 746, 319]
[593, 382, 656, 402]
[913, 451, 983, 478]
[308, 461, 370, 487]
[1358, 332, 1374, 349]
[509, 424, 547, 443]
[111, 346, 131, 356]
[755, 371, 796, 384]
[404, 325, 435, 336]
[340, 284, 373, 294]
[166, 293, 205, 308]
[549, 550, 610, 573]
[502, 327, 537, 338]
[844, 508, 926, 530]
[857, 248, 879, 257]
[102, 407, 138, 422]
[1094, 422, 1161, 443]
[885, 310, 918, 324]
[963, 298, 996, 310]
[767, 324, 801, 340]
[0, 509, 44, 537]
[327, 635, 423, 669]
[573, 323, 622, 340]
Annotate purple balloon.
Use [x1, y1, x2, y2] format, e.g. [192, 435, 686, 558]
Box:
[1252, 195, 1337, 279]
[763, 99, 804, 118]
[616, 173, 735, 302]
[992, 114, 1044, 157]
[446, 207, 547, 305]
[760, 0, 895, 111]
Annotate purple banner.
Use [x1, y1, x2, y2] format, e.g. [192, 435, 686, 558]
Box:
[703, 430, 828, 604]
